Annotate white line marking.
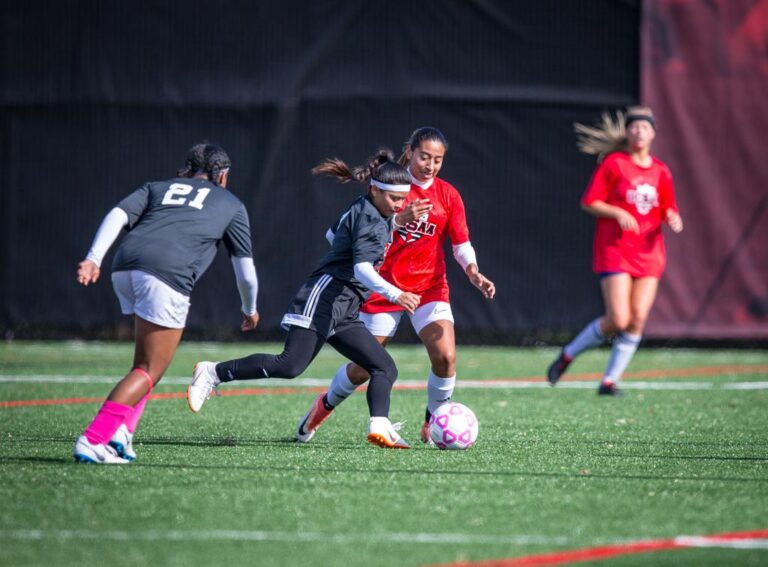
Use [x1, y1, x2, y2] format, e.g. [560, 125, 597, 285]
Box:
[675, 536, 768, 549]
[2, 529, 767, 549]
[0, 529, 567, 545]
[0, 376, 767, 391]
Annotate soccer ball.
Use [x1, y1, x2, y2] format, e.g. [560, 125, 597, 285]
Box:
[429, 402, 479, 450]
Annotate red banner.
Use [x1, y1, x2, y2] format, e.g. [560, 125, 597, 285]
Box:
[643, 0, 768, 338]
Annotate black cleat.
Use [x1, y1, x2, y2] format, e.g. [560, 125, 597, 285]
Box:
[597, 382, 624, 396]
[546, 350, 572, 386]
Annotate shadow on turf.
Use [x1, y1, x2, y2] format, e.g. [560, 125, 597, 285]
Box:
[2, 455, 767, 484]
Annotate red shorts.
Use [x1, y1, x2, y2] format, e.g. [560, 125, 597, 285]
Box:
[361, 281, 450, 314]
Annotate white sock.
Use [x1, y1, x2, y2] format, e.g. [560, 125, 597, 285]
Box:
[602, 332, 641, 384]
[564, 318, 605, 359]
[427, 371, 456, 414]
[326, 364, 360, 407]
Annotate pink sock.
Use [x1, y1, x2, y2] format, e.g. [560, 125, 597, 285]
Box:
[83, 401, 133, 445]
[124, 394, 150, 433]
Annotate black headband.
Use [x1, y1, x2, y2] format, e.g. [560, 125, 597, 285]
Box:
[625, 114, 656, 129]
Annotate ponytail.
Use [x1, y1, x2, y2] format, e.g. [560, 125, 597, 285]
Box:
[312, 149, 410, 187]
[574, 106, 655, 162]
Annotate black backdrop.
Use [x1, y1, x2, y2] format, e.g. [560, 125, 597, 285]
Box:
[0, 1, 639, 342]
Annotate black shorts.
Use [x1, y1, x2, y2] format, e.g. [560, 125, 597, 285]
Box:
[281, 274, 366, 339]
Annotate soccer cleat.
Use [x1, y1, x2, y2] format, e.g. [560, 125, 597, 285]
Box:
[295, 393, 335, 443]
[367, 417, 411, 449]
[546, 350, 573, 385]
[73, 435, 129, 464]
[598, 381, 624, 396]
[188, 361, 221, 413]
[420, 420, 434, 445]
[108, 424, 137, 461]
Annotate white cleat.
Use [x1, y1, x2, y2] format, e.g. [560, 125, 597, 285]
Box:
[367, 417, 411, 449]
[188, 361, 221, 413]
[108, 424, 137, 461]
[73, 435, 129, 464]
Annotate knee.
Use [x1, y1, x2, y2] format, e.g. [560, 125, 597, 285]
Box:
[431, 350, 456, 377]
[605, 313, 630, 334]
[278, 359, 308, 379]
[627, 312, 648, 334]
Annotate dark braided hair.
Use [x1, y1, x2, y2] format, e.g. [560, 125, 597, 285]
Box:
[312, 148, 411, 187]
[177, 142, 231, 186]
[398, 127, 449, 166]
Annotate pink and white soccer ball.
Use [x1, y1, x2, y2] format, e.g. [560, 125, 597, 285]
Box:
[429, 402, 479, 450]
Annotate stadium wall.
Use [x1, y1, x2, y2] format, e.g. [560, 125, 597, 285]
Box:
[1, 1, 764, 342]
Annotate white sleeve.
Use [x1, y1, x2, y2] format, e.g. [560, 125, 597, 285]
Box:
[325, 228, 335, 245]
[353, 262, 403, 304]
[85, 207, 129, 267]
[452, 241, 478, 271]
[231, 256, 259, 315]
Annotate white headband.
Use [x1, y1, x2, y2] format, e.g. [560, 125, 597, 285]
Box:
[370, 179, 411, 193]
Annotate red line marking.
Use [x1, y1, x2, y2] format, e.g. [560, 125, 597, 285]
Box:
[1, 364, 766, 408]
[432, 529, 768, 567]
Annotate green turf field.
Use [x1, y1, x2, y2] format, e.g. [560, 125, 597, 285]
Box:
[1, 341, 766, 566]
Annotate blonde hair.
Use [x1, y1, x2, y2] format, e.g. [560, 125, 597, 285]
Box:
[574, 106, 655, 162]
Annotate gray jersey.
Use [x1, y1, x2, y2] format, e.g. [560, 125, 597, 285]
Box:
[313, 195, 392, 299]
[112, 178, 252, 295]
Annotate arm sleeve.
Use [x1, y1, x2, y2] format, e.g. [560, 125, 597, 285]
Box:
[447, 189, 471, 246]
[354, 262, 403, 303]
[452, 241, 478, 271]
[231, 256, 258, 315]
[223, 204, 253, 258]
[581, 159, 615, 205]
[85, 207, 129, 267]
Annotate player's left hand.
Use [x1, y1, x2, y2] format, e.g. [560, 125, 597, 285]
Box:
[241, 311, 260, 331]
[666, 209, 683, 233]
[77, 259, 100, 286]
[467, 268, 495, 299]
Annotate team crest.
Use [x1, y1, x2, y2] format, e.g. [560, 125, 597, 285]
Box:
[397, 213, 436, 243]
[626, 183, 658, 215]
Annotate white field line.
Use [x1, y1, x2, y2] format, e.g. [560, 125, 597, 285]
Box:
[674, 536, 768, 549]
[1, 529, 767, 550]
[0, 375, 767, 391]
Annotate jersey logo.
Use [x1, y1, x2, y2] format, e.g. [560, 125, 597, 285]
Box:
[626, 183, 659, 215]
[397, 213, 437, 243]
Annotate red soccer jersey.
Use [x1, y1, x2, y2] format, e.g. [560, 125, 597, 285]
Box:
[362, 177, 470, 313]
[582, 152, 679, 278]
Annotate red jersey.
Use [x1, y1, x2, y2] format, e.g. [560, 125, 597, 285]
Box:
[582, 152, 678, 278]
[362, 177, 470, 313]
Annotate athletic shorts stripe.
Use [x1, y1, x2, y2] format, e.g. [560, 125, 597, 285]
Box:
[303, 274, 332, 320]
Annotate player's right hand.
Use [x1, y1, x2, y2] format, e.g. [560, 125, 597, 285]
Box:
[396, 199, 433, 226]
[77, 259, 100, 286]
[614, 210, 639, 234]
[241, 311, 260, 332]
[395, 292, 421, 315]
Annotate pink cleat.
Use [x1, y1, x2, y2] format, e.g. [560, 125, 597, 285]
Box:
[295, 393, 335, 443]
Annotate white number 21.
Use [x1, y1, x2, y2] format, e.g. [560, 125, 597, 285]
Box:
[162, 183, 210, 210]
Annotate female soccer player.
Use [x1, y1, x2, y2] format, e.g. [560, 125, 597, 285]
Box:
[294, 127, 496, 445]
[188, 150, 421, 448]
[74, 143, 260, 463]
[546, 107, 683, 395]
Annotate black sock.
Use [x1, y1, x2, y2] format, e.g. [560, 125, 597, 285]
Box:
[424, 407, 432, 423]
[322, 395, 335, 411]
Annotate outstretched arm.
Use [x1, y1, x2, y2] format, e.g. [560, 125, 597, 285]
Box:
[354, 262, 421, 314]
[77, 207, 129, 286]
